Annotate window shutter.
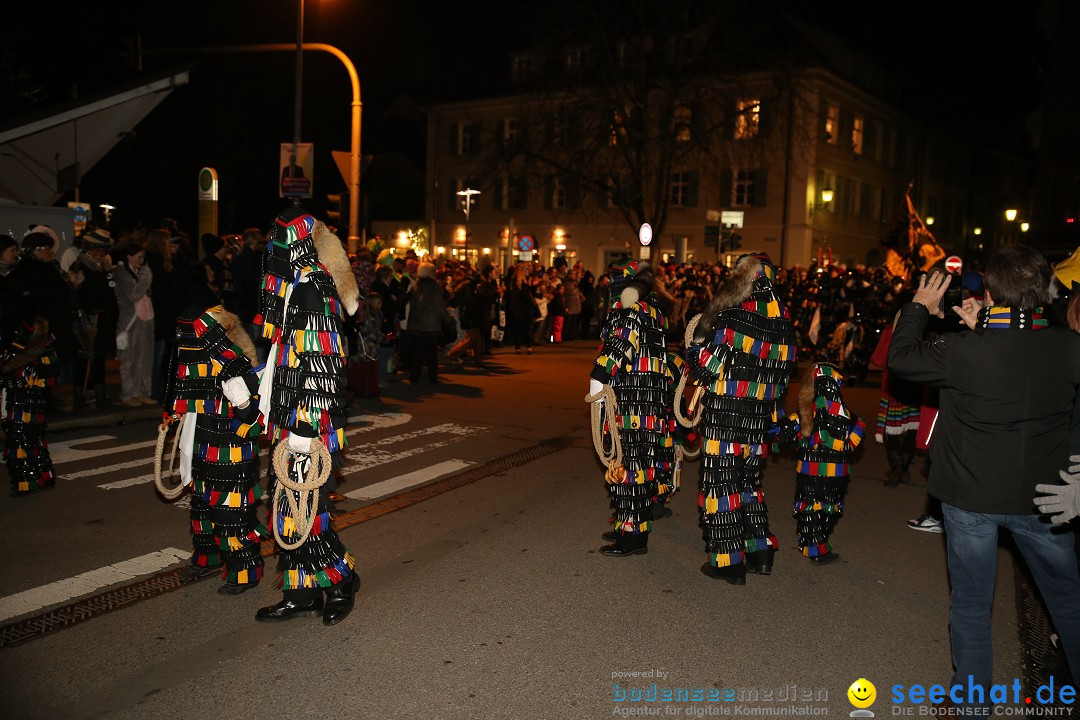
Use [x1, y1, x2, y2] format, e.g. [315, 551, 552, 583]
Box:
[448, 180, 459, 212]
[758, 100, 773, 138]
[496, 119, 505, 147]
[448, 124, 459, 156]
[544, 175, 554, 210]
[686, 171, 699, 208]
[719, 169, 733, 206]
[494, 178, 505, 210]
[568, 178, 582, 209]
[753, 169, 768, 207]
[468, 124, 480, 156]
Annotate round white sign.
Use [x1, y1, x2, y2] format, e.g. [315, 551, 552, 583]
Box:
[638, 223, 652, 246]
[945, 255, 963, 274]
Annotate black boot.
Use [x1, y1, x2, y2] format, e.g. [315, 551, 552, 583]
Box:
[884, 451, 904, 486]
[700, 562, 747, 585]
[600, 532, 648, 556]
[746, 548, 776, 575]
[256, 595, 324, 622]
[322, 573, 361, 626]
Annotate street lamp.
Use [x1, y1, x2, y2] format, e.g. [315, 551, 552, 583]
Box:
[457, 188, 480, 258]
[99, 203, 115, 227]
[1020, 222, 1030, 233]
[1005, 208, 1018, 222]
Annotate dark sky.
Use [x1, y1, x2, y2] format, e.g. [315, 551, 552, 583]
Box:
[3, 0, 1052, 234]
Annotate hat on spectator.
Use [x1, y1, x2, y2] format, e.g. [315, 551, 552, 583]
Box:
[1054, 247, 1080, 289]
[24, 224, 59, 250]
[21, 231, 54, 251]
[82, 228, 113, 249]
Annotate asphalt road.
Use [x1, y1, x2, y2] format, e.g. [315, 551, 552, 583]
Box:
[0, 341, 1033, 719]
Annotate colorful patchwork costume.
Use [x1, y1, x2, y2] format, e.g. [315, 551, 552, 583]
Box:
[254, 209, 361, 624]
[683, 253, 797, 584]
[781, 362, 865, 563]
[1, 318, 59, 496]
[167, 299, 267, 591]
[589, 260, 677, 556]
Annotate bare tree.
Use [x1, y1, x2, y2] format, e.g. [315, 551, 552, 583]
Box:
[472, 0, 817, 239]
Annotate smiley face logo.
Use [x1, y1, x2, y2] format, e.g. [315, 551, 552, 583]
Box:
[847, 678, 877, 709]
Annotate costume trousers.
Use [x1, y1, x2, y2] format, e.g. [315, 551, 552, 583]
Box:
[699, 453, 776, 567]
[607, 428, 659, 548]
[2, 386, 56, 495]
[793, 474, 847, 557]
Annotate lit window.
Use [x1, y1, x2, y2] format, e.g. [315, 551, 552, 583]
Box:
[673, 104, 692, 142]
[825, 103, 839, 145]
[733, 169, 756, 207]
[670, 172, 690, 207]
[735, 99, 760, 139]
[852, 115, 864, 155]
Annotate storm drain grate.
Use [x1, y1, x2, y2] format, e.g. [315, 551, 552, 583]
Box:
[1015, 561, 1074, 705]
[0, 434, 579, 651]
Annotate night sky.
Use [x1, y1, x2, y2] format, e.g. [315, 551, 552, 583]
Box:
[3, 0, 1050, 236]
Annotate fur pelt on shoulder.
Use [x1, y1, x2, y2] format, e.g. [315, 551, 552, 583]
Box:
[313, 221, 360, 316]
[798, 363, 818, 439]
[208, 309, 257, 368]
[2, 317, 48, 374]
[693, 255, 761, 342]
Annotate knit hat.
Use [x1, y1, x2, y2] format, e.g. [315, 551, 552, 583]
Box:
[1054, 247, 1080, 289]
[81, 228, 113, 249]
[21, 231, 55, 251]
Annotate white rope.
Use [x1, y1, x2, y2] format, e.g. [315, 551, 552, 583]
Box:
[271, 437, 333, 551]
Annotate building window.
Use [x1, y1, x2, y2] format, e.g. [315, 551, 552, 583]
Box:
[670, 172, 690, 207]
[733, 169, 756, 207]
[496, 175, 526, 211]
[502, 118, 520, 147]
[564, 47, 584, 72]
[673, 104, 692, 142]
[842, 178, 860, 216]
[610, 107, 630, 146]
[450, 123, 477, 156]
[852, 115, 864, 155]
[605, 174, 621, 209]
[512, 54, 534, 81]
[551, 175, 567, 210]
[735, 98, 760, 139]
[448, 177, 479, 211]
[825, 103, 839, 145]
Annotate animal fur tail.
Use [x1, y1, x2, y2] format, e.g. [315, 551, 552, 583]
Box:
[313, 221, 360, 316]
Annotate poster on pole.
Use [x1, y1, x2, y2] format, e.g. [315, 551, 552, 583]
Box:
[279, 143, 314, 199]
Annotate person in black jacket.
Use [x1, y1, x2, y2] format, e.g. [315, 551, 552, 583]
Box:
[69, 229, 118, 408]
[888, 245, 1080, 706]
[403, 263, 450, 383]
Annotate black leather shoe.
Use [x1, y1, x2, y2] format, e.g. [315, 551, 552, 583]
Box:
[601, 531, 618, 542]
[179, 564, 221, 581]
[746, 548, 775, 575]
[599, 543, 648, 557]
[809, 552, 841, 565]
[255, 597, 324, 622]
[218, 582, 259, 596]
[322, 573, 360, 626]
[700, 562, 747, 585]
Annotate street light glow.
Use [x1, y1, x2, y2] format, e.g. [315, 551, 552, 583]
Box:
[1005, 208, 1018, 221]
[973, 227, 982, 235]
[1020, 222, 1030, 232]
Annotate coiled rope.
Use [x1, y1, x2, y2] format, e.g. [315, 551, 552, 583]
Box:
[585, 383, 621, 471]
[153, 414, 186, 500]
[271, 437, 333, 551]
[674, 314, 705, 431]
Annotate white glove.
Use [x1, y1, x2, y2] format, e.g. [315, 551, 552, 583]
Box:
[1034, 455, 1080, 525]
[222, 376, 251, 408]
[589, 378, 604, 398]
[288, 432, 314, 454]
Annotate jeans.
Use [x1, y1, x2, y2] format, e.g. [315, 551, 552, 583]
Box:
[942, 502, 1080, 698]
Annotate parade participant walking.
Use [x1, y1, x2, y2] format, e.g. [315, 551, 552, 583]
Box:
[781, 362, 865, 564]
[1, 316, 60, 496]
[683, 253, 797, 585]
[164, 283, 266, 592]
[586, 259, 676, 557]
[254, 209, 360, 625]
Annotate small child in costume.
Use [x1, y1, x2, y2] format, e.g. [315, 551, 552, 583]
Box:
[778, 362, 865, 564]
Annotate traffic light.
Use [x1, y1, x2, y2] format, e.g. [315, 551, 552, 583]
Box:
[720, 232, 743, 253]
[326, 191, 348, 230]
[704, 225, 720, 249]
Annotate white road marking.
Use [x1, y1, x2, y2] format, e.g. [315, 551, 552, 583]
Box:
[0, 548, 190, 623]
[51, 436, 158, 466]
[345, 460, 475, 500]
[97, 421, 482, 490]
[54, 413, 412, 474]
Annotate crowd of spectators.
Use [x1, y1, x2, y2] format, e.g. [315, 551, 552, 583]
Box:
[2, 215, 1074, 407]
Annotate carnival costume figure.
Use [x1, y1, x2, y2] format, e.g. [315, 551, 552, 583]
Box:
[165, 286, 267, 593]
[587, 260, 677, 557]
[1, 318, 59, 496]
[254, 208, 361, 625]
[683, 253, 797, 585]
[778, 362, 865, 564]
